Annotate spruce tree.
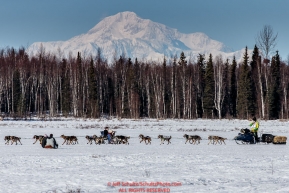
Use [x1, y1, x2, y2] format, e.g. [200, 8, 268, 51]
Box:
[88, 58, 98, 117]
[203, 53, 215, 118]
[178, 51, 187, 118]
[60, 59, 71, 117]
[268, 51, 281, 119]
[134, 58, 140, 92]
[249, 45, 259, 115]
[196, 54, 205, 118]
[76, 52, 83, 115]
[13, 68, 21, 114]
[229, 56, 237, 117]
[162, 56, 170, 117]
[237, 46, 253, 118]
[132, 58, 140, 117]
[178, 51, 187, 66]
[123, 58, 133, 117]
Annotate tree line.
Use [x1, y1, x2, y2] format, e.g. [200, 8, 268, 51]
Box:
[0, 45, 287, 120]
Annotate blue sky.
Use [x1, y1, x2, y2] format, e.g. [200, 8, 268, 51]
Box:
[1, 0, 288, 60]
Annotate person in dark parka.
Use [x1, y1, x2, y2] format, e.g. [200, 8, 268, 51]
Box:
[42, 134, 58, 149]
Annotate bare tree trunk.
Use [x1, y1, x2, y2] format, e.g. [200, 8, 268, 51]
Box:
[127, 85, 132, 118]
[281, 63, 288, 119]
[69, 60, 78, 117]
[257, 59, 265, 119]
[145, 79, 151, 118]
[181, 65, 187, 118]
[120, 65, 127, 116]
[188, 77, 192, 119]
[264, 62, 269, 119]
[47, 79, 56, 116]
[5, 77, 11, 113]
[214, 56, 224, 119]
[151, 66, 163, 119]
[283, 87, 287, 119]
[83, 64, 88, 117]
[171, 66, 177, 118]
[0, 77, 3, 112]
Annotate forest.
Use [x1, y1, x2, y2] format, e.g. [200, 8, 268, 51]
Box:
[0, 44, 287, 120]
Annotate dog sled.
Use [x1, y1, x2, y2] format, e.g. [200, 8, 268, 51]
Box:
[98, 131, 130, 145]
[100, 130, 117, 144]
[234, 129, 256, 144]
[234, 128, 287, 145]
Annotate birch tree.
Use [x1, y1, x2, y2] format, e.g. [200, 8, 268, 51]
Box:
[256, 25, 278, 60]
[214, 55, 226, 119]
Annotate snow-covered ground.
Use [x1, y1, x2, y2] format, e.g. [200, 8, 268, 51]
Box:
[1, 118, 289, 193]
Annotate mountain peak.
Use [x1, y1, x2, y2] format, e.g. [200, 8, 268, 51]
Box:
[88, 11, 146, 35]
[28, 12, 244, 63]
[115, 11, 138, 20]
[102, 11, 141, 25]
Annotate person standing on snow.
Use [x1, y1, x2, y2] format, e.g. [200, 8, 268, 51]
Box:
[250, 117, 259, 142]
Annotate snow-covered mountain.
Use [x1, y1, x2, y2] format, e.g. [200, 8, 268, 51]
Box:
[28, 11, 248, 63]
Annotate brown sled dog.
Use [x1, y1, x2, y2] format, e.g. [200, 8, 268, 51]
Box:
[208, 135, 227, 145]
[115, 135, 130, 145]
[85, 135, 96, 145]
[60, 135, 78, 145]
[33, 135, 44, 144]
[183, 134, 202, 144]
[215, 136, 227, 145]
[139, 134, 152, 145]
[10, 136, 22, 145]
[158, 135, 171, 145]
[4, 135, 11, 145]
[208, 135, 218, 145]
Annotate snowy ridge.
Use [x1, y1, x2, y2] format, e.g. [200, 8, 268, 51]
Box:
[28, 11, 251, 63]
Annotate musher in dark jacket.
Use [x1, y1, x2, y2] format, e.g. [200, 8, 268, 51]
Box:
[42, 134, 58, 149]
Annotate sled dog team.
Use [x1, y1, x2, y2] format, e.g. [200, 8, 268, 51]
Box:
[32, 135, 78, 145]
[183, 134, 227, 145]
[85, 134, 130, 145]
[4, 135, 22, 145]
[4, 133, 228, 146]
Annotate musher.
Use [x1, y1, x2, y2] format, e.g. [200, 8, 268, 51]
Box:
[250, 116, 259, 142]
